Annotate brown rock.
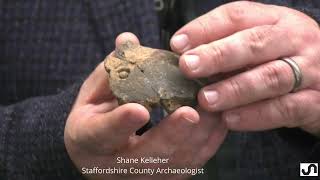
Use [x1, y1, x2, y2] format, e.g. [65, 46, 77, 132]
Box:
[104, 41, 205, 113]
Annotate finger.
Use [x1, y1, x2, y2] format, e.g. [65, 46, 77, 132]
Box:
[222, 90, 320, 134]
[179, 25, 296, 78]
[86, 99, 119, 114]
[198, 57, 315, 112]
[88, 103, 149, 151]
[166, 109, 227, 167]
[143, 107, 200, 152]
[190, 110, 227, 165]
[190, 108, 223, 147]
[198, 114, 227, 164]
[170, 1, 280, 53]
[115, 32, 140, 47]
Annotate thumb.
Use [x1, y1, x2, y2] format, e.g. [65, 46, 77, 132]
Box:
[88, 103, 150, 153]
[77, 61, 113, 106]
[76, 32, 140, 106]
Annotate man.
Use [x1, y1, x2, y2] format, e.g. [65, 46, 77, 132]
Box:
[1, 1, 320, 180]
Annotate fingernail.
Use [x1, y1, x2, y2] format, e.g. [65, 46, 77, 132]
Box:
[183, 55, 200, 72]
[203, 90, 219, 106]
[183, 116, 199, 124]
[171, 34, 190, 51]
[224, 113, 240, 124]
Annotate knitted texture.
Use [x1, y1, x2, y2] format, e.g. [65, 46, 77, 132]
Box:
[0, 0, 160, 105]
[0, 83, 83, 180]
[0, 0, 159, 179]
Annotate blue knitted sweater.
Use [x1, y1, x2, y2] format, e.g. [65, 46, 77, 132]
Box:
[0, 0, 319, 180]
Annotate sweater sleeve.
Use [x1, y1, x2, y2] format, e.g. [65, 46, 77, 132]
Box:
[0, 82, 85, 180]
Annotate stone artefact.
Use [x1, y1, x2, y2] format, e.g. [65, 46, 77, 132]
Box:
[104, 41, 205, 113]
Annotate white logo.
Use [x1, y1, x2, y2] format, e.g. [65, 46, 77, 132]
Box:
[300, 163, 318, 176]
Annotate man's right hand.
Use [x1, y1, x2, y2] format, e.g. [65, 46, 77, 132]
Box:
[64, 32, 227, 180]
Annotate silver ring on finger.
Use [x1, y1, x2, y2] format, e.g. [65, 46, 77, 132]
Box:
[281, 57, 303, 93]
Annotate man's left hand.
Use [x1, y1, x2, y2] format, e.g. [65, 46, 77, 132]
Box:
[171, 1, 320, 136]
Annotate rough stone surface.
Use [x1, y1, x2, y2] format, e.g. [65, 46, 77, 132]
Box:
[104, 41, 205, 113]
